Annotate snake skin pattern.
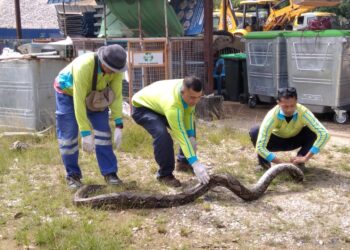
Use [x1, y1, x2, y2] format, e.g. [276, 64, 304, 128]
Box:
[74, 164, 304, 209]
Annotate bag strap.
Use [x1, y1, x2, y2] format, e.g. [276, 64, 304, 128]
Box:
[92, 53, 98, 91]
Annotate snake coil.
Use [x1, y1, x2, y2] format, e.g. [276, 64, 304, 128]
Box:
[74, 164, 304, 209]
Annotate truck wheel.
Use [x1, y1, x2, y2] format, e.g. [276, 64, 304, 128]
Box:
[333, 112, 349, 124]
[248, 96, 257, 108]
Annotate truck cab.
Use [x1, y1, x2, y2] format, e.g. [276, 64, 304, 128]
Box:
[293, 12, 340, 30]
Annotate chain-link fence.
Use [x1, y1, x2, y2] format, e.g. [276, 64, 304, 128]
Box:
[127, 39, 167, 98]
[169, 37, 206, 86]
[72, 38, 106, 56]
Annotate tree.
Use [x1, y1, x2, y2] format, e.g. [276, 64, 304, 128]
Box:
[316, 0, 350, 19]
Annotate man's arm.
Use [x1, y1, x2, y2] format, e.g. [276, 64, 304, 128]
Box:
[294, 109, 330, 164]
[166, 108, 197, 164]
[256, 111, 279, 163]
[109, 73, 124, 127]
[183, 109, 195, 137]
[72, 63, 92, 136]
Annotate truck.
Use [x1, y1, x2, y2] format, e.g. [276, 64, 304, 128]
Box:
[292, 12, 340, 30]
[218, 0, 341, 38]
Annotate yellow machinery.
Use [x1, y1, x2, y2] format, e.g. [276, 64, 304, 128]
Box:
[218, 0, 341, 36]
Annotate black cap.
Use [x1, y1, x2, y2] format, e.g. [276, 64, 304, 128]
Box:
[97, 44, 127, 73]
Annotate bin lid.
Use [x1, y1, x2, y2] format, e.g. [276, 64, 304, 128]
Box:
[220, 53, 247, 59]
[244, 31, 285, 39]
[283, 29, 350, 38]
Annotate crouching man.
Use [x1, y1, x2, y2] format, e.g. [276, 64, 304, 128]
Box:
[249, 87, 330, 171]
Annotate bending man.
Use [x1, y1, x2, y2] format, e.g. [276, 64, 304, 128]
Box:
[54, 44, 127, 189]
[131, 76, 210, 187]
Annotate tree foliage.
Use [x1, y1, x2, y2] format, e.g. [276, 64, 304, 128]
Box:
[301, 0, 350, 19]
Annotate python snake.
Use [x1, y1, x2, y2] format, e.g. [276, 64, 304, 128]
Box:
[74, 164, 304, 209]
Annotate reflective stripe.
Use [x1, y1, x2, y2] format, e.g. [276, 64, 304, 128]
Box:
[94, 130, 111, 138]
[58, 137, 78, 147]
[60, 145, 79, 155]
[94, 138, 112, 146]
[177, 108, 194, 156]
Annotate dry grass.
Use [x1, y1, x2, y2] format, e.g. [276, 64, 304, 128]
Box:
[0, 117, 350, 249]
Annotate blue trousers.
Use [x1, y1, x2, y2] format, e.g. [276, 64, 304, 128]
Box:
[131, 106, 188, 177]
[249, 125, 317, 166]
[55, 92, 117, 178]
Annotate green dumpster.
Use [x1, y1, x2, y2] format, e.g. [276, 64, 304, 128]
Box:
[220, 53, 248, 103]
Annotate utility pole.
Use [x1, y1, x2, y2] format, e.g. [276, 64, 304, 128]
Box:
[204, 0, 213, 94]
[14, 0, 22, 39]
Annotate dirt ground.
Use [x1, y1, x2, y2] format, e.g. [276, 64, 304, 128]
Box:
[129, 101, 350, 249]
[221, 101, 350, 146]
[1, 101, 349, 250]
[127, 102, 350, 249]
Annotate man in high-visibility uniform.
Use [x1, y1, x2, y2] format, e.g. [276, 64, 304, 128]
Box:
[54, 44, 127, 189]
[131, 76, 210, 187]
[249, 87, 330, 171]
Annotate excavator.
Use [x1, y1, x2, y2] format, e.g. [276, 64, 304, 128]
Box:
[218, 0, 341, 38]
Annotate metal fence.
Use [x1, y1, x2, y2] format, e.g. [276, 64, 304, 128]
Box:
[169, 37, 206, 86]
[72, 38, 106, 56]
[127, 39, 168, 99]
[125, 37, 207, 100]
[1, 37, 207, 101]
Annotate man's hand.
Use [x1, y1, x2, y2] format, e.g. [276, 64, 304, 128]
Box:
[291, 156, 307, 164]
[114, 128, 123, 149]
[82, 134, 95, 153]
[189, 137, 197, 153]
[272, 157, 283, 164]
[192, 161, 210, 184]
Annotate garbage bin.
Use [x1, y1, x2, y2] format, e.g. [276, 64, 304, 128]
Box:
[0, 58, 69, 130]
[244, 31, 288, 108]
[220, 53, 248, 103]
[213, 58, 225, 96]
[285, 30, 350, 124]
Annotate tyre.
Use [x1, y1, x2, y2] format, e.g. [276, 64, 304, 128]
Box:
[333, 112, 349, 124]
[248, 96, 257, 108]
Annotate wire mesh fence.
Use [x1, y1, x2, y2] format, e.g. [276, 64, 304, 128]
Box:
[127, 40, 167, 98]
[1, 37, 207, 102]
[125, 37, 207, 99]
[169, 37, 206, 86]
[72, 38, 106, 56]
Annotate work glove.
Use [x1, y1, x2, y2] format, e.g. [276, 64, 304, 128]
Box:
[81, 134, 95, 153]
[114, 128, 123, 149]
[189, 136, 197, 153]
[192, 161, 210, 185]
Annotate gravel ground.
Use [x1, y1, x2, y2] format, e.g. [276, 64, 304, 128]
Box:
[0, 0, 96, 29]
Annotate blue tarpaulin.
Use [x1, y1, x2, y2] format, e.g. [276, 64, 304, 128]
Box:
[171, 0, 204, 36]
[0, 28, 62, 39]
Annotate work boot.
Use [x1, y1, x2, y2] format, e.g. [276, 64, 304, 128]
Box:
[66, 175, 83, 189]
[104, 173, 123, 185]
[175, 161, 194, 174]
[157, 174, 181, 187]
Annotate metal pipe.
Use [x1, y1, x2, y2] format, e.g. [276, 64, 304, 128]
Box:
[164, 0, 169, 79]
[242, 4, 247, 29]
[164, 0, 169, 39]
[223, 0, 227, 31]
[62, 2, 67, 37]
[14, 0, 22, 39]
[103, 0, 107, 37]
[138, 0, 143, 39]
[204, 0, 213, 94]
